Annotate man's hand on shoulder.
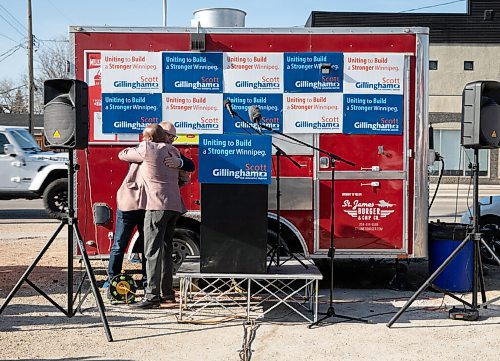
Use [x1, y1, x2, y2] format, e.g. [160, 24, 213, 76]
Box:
[164, 154, 183, 168]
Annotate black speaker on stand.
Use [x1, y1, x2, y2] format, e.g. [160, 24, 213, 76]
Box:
[44, 79, 89, 149]
[387, 80, 500, 327]
[0, 79, 112, 341]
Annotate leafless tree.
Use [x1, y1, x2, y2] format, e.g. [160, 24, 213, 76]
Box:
[33, 37, 70, 113]
[0, 37, 69, 114]
[0, 79, 26, 113]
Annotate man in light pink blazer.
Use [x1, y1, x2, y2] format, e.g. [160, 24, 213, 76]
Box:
[121, 124, 185, 308]
[106, 123, 194, 292]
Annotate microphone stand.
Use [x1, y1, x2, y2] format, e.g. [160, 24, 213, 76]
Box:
[267, 143, 309, 270]
[228, 110, 308, 270]
[252, 122, 370, 326]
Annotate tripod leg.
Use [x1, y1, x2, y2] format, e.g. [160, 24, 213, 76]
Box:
[285, 252, 309, 269]
[387, 235, 471, 327]
[480, 238, 500, 266]
[74, 226, 113, 342]
[476, 243, 487, 305]
[267, 245, 278, 272]
[0, 222, 65, 314]
[480, 237, 500, 307]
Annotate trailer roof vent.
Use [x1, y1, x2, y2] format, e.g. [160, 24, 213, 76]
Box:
[192, 8, 246, 28]
[190, 33, 206, 51]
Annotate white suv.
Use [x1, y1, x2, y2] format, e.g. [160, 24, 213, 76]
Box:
[0, 126, 68, 218]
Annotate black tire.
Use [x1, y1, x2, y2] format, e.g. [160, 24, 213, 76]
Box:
[479, 215, 500, 265]
[42, 178, 68, 219]
[172, 228, 200, 273]
[267, 228, 290, 257]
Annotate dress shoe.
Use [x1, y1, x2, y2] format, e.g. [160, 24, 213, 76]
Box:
[160, 295, 176, 303]
[130, 298, 160, 309]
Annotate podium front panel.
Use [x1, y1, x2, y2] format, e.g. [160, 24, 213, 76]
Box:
[201, 183, 268, 274]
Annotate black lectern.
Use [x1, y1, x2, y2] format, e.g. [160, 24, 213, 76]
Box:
[198, 134, 272, 274]
[200, 183, 268, 273]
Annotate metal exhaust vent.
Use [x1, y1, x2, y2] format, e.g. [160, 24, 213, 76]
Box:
[190, 33, 206, 51]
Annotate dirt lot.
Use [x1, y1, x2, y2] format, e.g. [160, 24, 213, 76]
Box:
[1, 201, 500, 361]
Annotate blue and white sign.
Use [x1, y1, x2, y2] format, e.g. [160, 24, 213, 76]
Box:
[102, 93, 162, 133]
[163, 52, 223, 93]
[343, 53, 404, 95]
[199, 134, 272, 184]
[101, 51, 162, 93]
[283, 93, 343, 133]
[343, 94, 403, 135]
[223, 53, 283, 93]
[163, 93, 223, 134]
[223, 94, 282, 134]
[284, 52, 343, 93]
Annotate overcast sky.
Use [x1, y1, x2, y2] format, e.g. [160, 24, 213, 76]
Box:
[0, 0, 467, 85]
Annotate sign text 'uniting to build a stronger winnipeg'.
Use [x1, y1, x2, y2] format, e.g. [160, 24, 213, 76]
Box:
[91, 51, 404, 138]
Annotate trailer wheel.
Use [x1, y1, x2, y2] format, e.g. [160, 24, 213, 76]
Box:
[42, 178, 68, 220]
[172, 228, 200, 273]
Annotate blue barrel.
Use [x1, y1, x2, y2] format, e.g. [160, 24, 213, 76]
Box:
[428, 223, 473, 292]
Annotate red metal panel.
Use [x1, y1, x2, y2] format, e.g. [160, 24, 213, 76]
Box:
[319, 179, 405, 251]
[318, 134, 404, 171]
[270, 155, 313, 177]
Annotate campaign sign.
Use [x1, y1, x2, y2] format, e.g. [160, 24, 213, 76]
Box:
[223, 94, 282, 134]
[102, 93, 162, 133]
[284, 52, 343, 93]
[101, 51, 162, 93]
[343, 53, 404, 95]
[198, 134, 272, 184]
[343, 94, 403, 135]
[283, 93, 343, 133]
[163, 93, 223, 134]
[163, 52, 223, 93]
[223, 52, 283, 93]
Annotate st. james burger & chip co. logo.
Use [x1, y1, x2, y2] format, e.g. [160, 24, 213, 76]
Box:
[342, 199, 395, 221]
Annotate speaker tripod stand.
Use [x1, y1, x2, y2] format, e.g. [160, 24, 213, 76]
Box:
[0, 150, 113, 342]
[387, 149, 500, 327]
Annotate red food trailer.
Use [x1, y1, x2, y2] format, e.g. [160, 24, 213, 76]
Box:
[71, 25, 430, 269]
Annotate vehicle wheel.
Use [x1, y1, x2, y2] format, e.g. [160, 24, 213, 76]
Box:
[479, 215, 500, 265]
[172, 228, 200, 273]
[42, 178, 68, 219]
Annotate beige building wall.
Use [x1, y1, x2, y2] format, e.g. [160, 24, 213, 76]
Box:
[429, 44, 500, 114]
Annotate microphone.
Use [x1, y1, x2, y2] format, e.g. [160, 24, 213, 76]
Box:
[248, 105, 262, 123]
[224, 99, 236, 118]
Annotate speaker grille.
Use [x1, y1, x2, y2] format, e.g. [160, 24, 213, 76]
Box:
[44, 95, 76, 147]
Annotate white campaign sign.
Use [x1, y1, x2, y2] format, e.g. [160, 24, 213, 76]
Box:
[93, 112, 115, 141]
[223, 52, 284, 93]
[343, 53, 404, 95]
[101, 51, 162, 93]
[283, 93, 343, 133]
[162, 93, 223, 134]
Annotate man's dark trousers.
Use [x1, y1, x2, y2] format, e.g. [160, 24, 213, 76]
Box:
[144, 210, 180, 301]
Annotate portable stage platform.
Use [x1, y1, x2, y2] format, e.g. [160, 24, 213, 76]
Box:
[176, 258, 323, 323]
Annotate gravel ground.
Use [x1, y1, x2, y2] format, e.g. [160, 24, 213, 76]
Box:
[1, 201, 500, 361]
